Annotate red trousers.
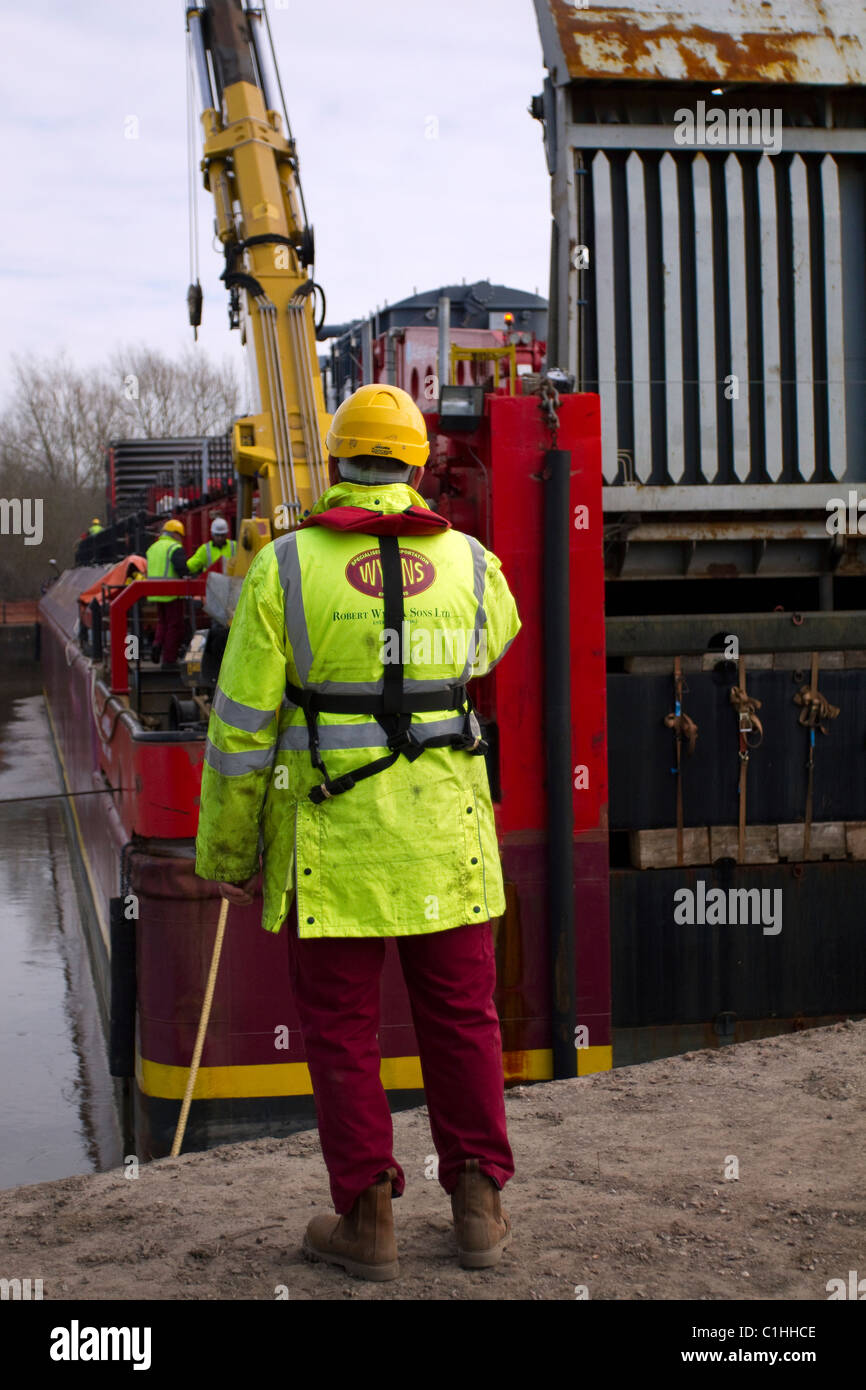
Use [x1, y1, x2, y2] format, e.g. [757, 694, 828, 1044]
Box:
[285, 905, 514, 1214]
[153, 600, 186, 664]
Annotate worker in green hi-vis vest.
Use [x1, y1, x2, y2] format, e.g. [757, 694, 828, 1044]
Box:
[187, 517, 237, 574]
[144, 519, 190, 665]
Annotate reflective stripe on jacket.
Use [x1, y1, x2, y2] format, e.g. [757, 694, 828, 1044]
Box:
[144, 533, 186, 602]
[194, 480, 521, 938]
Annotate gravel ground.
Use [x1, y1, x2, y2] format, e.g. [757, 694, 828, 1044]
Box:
[1, 1020, 864, 1301]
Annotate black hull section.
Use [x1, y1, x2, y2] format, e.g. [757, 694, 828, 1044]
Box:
[608, 668, 866, 830]
[135, 1088, 427, 1161]
[611, 861, 866, 1028]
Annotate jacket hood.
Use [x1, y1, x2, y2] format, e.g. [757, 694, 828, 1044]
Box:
[300, 480, 450, 536]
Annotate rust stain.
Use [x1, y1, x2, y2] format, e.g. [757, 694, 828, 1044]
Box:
[544, 2, 865, 85]
[633, 522, 813, 541]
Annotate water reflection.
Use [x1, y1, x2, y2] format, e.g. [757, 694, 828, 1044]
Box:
[0, 669, 121, 1189]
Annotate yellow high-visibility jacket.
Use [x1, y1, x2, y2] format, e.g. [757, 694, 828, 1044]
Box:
[188, 538, 237, 574]
[144, 533, 187, 601]
[194, 480, 521, 938]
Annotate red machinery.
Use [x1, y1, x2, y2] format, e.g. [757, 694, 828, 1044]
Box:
[425, 388, 610, 1074]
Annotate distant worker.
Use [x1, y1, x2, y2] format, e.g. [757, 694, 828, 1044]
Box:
[145, 518, 190, 666]
[196, 384, 521, 1281]
[89, 517, 104, 535]
[187, 517, 236, 574]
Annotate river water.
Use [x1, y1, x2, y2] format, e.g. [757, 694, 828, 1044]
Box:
[0, 668, 121, 1190]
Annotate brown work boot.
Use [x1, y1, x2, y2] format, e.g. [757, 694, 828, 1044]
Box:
[450, 1158, 512, 1269]
[302, 1168, 399, 1281]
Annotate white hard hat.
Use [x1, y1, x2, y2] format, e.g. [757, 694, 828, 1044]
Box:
[211, 517, 229, 536]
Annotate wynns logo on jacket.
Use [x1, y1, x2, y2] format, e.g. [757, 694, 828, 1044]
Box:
[345, 548, 436, 599]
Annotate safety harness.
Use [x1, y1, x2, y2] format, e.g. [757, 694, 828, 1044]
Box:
[286, 534, 487, 805]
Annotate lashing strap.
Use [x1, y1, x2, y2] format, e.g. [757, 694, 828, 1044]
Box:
[663, 655, 698, 866]
[287, 535, 487, 805]
[730, 657, 763, 864]
[795, 652, 840, 858]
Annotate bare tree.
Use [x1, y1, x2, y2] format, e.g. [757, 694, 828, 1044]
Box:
[0, 346, 242, 597]
[2, 353, 121, 488]
[0, 447, 103, 598]
[109, 345, 242, 438]
[181, 349, 243, 436]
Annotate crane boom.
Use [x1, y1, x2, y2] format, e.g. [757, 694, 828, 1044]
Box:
[186, 0, 330, 570]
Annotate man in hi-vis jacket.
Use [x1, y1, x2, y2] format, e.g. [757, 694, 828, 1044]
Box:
[195, 384, 520, 1280]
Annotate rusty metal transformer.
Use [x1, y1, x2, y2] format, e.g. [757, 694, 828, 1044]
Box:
[533, 0, 866, 1057]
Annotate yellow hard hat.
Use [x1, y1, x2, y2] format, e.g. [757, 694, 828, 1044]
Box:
[91, 517, 101, 524]
[325, 384, 430, 469]
[163, 519, 185, 537]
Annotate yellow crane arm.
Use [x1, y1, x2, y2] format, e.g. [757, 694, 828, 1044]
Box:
[186, 0, 331, 569]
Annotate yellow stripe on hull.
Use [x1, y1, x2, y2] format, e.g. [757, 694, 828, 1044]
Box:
[136, 1045, 612, 1100]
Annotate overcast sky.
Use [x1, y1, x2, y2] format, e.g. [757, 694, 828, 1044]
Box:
[1, 0, 551, 394]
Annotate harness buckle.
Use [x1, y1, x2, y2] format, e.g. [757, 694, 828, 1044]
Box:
[451, 708, 488, 756]
[463, 708, 488, 755]
[309, 771, 357, 805]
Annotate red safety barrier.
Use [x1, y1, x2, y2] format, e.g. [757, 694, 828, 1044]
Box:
[109, 580, 206, 693]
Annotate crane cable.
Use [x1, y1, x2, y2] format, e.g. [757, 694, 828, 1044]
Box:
[256, 296, 299, 512]
[186, 32, 200, 284]
[287, 302, 327, 499]
[185, 30, 201, 321]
